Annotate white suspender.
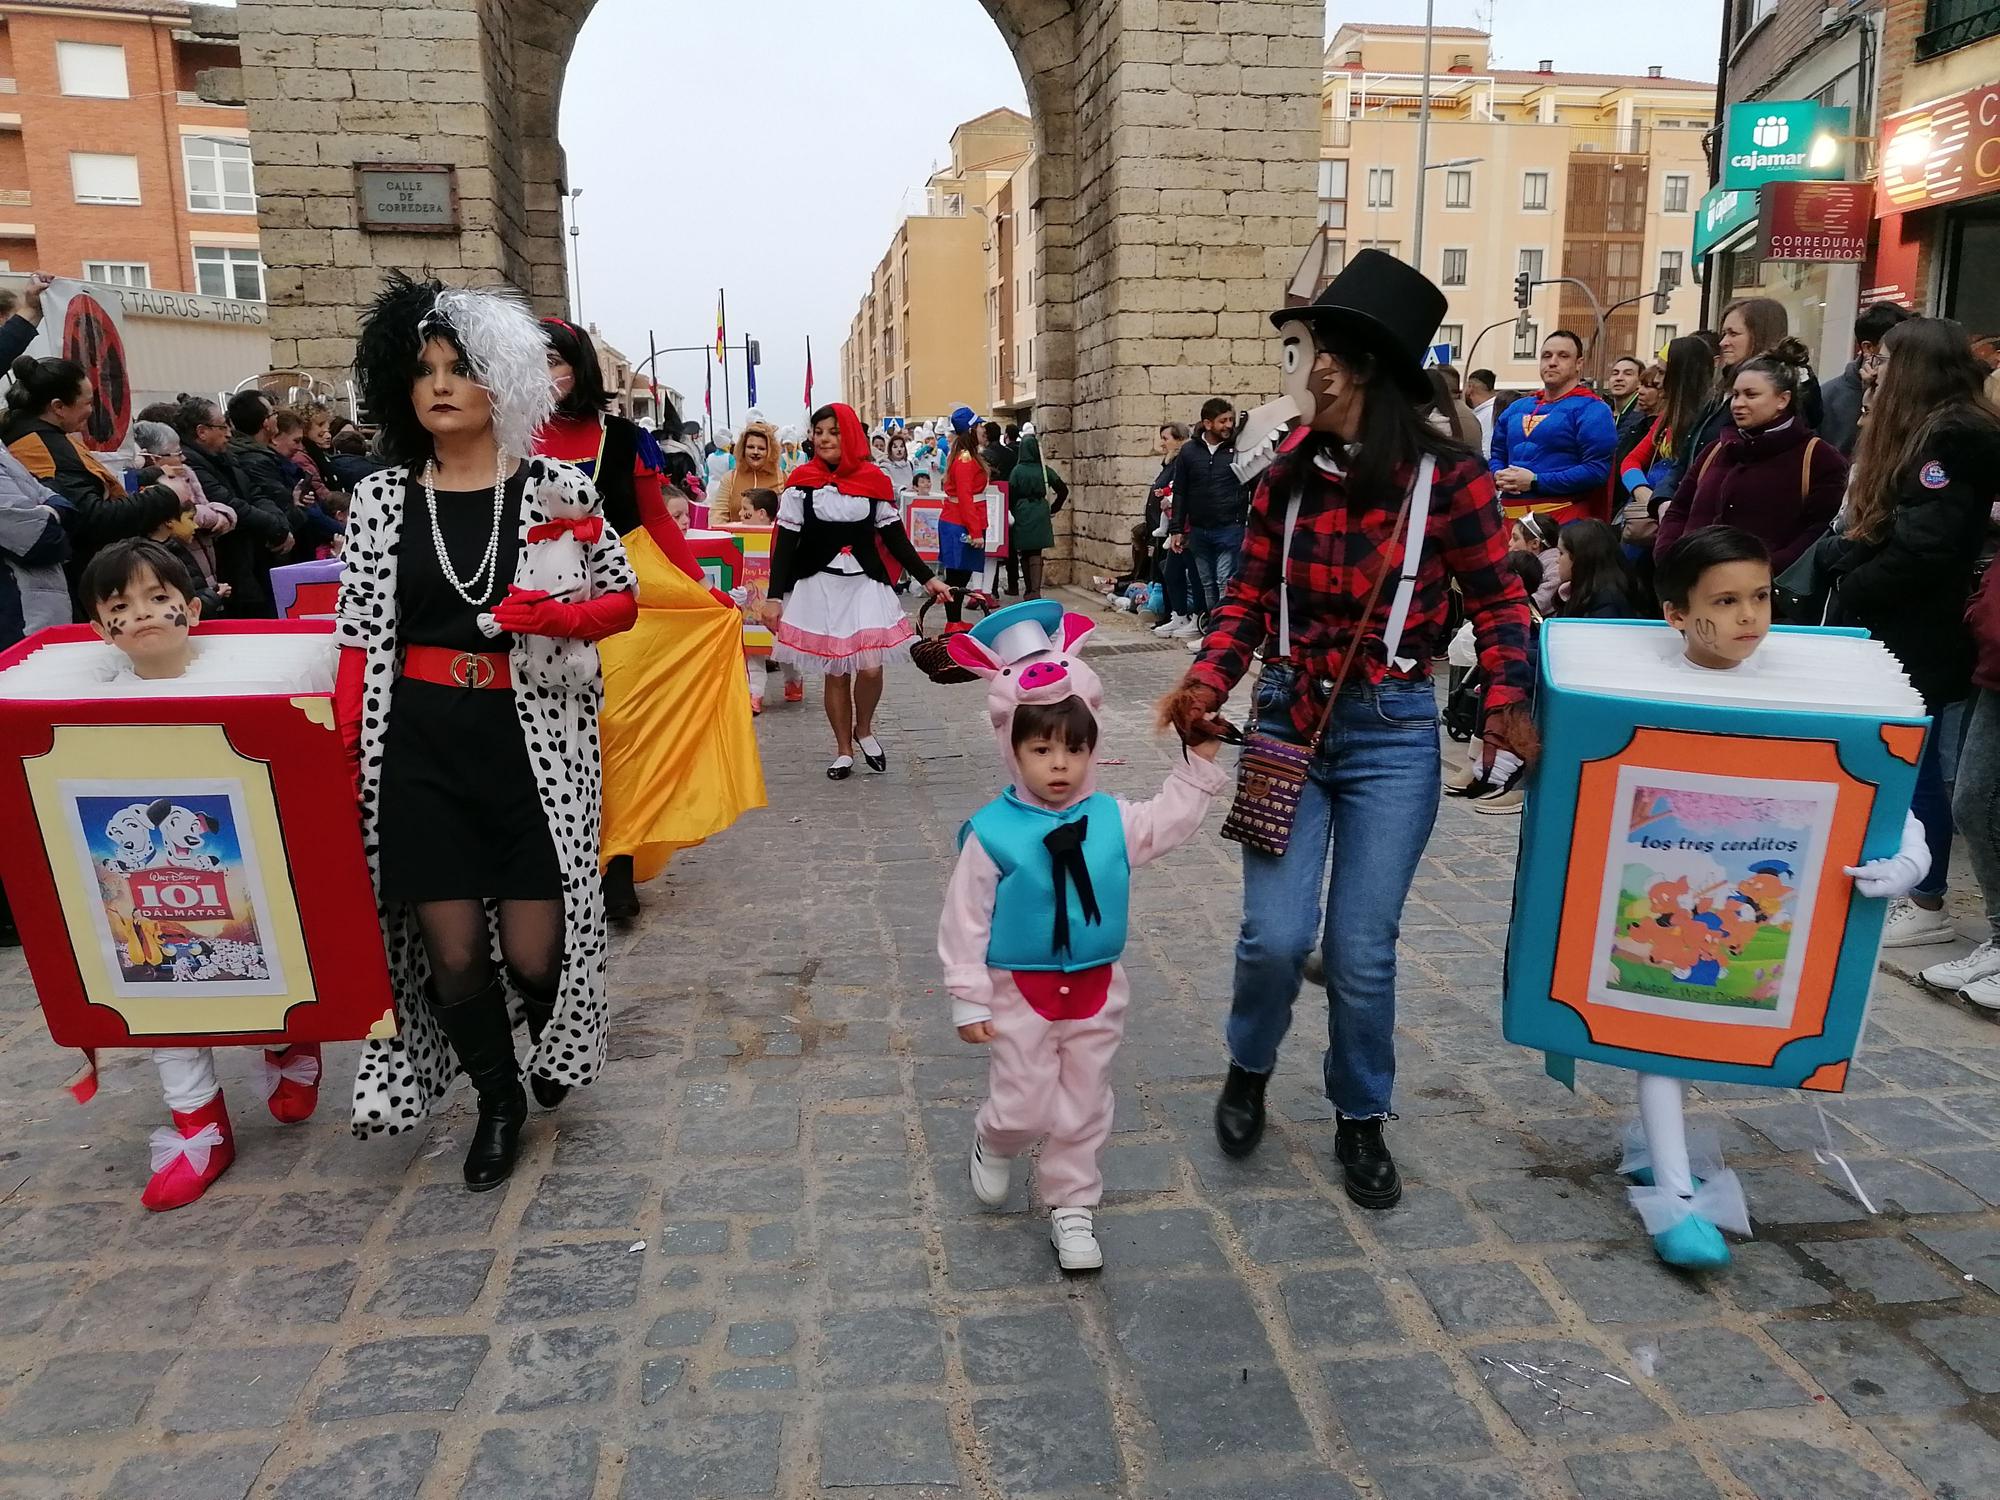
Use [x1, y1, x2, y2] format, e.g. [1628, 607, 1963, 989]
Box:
[1277, 452, 1434, 670]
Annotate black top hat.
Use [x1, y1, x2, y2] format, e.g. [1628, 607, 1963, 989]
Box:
[1269, 248, 1447, 402]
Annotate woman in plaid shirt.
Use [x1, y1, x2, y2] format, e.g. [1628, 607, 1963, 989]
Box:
[1160, 251, 1539, 1210]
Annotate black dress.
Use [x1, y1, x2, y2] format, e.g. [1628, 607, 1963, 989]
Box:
[377, 466, 563, 903]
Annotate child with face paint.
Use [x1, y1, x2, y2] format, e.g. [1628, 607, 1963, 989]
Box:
[74, 537, 324, 1209]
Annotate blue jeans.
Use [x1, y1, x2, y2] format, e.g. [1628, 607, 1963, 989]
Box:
[1189, 523, 1245, 616]
[1225, 669, 1442, 1117]
[1913, 715, 1952, 900]
[1162, 547, 1200, 618]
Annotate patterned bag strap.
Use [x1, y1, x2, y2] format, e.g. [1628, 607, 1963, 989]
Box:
[1306, 487, 1417, 755]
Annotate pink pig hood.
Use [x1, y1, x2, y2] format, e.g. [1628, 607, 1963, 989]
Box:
[944, 599, 1106, 808]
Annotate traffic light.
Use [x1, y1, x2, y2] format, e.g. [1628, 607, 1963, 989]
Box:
[1514, 272, 1532, 309]
[1652, 286, 1672, 317]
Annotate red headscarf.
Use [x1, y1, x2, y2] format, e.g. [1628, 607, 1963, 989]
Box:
[781, 402, 895, 501]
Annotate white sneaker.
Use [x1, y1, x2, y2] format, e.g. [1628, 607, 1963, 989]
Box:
[1957, 972, 2000, 1011]
[1169, 618, 1201, 639]
[1050, 1207, 1103, 1271]
[969, 1135, 1012, 1207]
[1882, 898, 1956, 949]
[1921, 940, 2000, 991]
[1152, 615, 1184, 637]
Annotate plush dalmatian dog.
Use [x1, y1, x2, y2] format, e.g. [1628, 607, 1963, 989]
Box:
[148, 800, 224, 871]
[101, 804, 157, 875]
[479, 471, 602, 694]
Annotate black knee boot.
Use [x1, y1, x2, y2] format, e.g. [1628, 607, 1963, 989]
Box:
[427, 980, 527, 1191]
[602, 855, 639, 925]
[513, 970, 571, 1110]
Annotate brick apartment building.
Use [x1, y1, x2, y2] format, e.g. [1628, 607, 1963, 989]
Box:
[0, 0, 262, 300]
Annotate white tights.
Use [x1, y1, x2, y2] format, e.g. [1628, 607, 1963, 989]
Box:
[1636, 1071, 1693, 1197]
[153, 1047, 219, 1114]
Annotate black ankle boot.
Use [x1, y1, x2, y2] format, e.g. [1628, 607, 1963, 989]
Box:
[602, 856, 639, 925]
[513, 974, 571, 1111]
[1334, 1115, 1401, 1208]
[1214, 1063, 1269, 1159]
[428, 983, 528, 1191]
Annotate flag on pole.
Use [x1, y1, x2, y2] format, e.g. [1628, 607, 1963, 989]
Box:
[804, 336, 814, 415]
[747, 336, 758, 408]
[715, 292, 727, 363]
[704, 350, 713, 428]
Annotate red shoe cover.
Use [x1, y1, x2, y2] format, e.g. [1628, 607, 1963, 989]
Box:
[261, 1042, 322, 1124]
[141, 1094, 235, 1212]
[943, 621, 973, 635]
[783, 682, 804, 702]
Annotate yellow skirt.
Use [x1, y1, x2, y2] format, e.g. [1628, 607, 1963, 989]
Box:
[598, 527, 767, 882]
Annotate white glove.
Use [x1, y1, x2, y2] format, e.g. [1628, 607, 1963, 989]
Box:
[1845, 812, 1932, 899]
[729, 585, 751, 610]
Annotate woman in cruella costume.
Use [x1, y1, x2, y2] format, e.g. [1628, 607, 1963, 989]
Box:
[336, 272, 637, 1190]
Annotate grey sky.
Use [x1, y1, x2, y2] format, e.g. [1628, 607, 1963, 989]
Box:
[558, 0, 1721, 430]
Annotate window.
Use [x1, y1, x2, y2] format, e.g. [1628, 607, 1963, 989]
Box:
[1518, 247, 1545, 282]
[1356, 239, 1401, 259]
[1522, 171, 1550, 211]
[56, 41, 128, 99]
[193, 246, 265, 301]
[1366, 167, 1394, 208]
[1438, 324, 1464, 358]
[1654, 324, 1678, 351]
[1318, 159, 1348, 229]
[1662, 173, 1690, 214]
[1444, 168, 1472, 209]
[1441, 248, 1468, 286]
[83, 261, 148, 288]
[1512, 320, 1540, 360]
[70, 153, 141, 206]
[1731, 0, 1776, 42]
[1658, 249, 1685, 289]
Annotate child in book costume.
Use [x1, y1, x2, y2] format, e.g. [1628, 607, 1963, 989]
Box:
[938, 601, 1227, 1270]
[1505, 525, 1931, 1268]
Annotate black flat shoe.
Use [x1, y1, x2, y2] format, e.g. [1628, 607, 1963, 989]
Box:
[828, 758, 854, 781]
[602, 855, 639, 926]
[861, 740, 887, 774]
[1214, 1063, 1268, 1159]
[1334, 1115, 1401, 1209]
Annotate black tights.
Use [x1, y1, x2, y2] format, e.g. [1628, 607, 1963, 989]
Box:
[415, 899, 564, 1008]
[943, 567, 974, 624]
[1020, 551, 1045, 598]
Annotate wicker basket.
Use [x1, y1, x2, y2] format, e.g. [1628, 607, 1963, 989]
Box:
[908, 589, 994, 684]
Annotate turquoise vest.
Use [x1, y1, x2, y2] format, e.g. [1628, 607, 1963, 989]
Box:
[964, 790, 1130, 973]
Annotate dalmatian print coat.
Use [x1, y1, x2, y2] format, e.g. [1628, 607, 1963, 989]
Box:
[337, 456, 637, 1136]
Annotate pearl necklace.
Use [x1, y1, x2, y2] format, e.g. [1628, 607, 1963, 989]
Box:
[423, 450, 508, 607]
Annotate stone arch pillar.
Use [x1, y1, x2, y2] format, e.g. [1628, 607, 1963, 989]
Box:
[217, 0, 1321, 574]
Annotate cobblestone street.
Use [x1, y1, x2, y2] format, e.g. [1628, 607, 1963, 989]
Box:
[1, 600, 1997, 1500]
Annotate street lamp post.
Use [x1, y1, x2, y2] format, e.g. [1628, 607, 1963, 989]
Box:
[1412, 0, 1435, 274]
[564, 187, 585, 325]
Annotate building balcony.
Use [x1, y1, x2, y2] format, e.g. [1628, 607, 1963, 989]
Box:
[1917, 0, 2000, 56]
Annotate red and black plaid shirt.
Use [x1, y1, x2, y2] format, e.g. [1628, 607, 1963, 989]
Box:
[1189, 442, 1533, 740]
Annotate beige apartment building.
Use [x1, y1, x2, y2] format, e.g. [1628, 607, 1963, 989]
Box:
[842, 108, 1032, 424]
[1316, 24, 1715, 383]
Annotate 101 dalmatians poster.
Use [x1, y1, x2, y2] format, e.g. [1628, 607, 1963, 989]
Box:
[59, 778, 287, 1000]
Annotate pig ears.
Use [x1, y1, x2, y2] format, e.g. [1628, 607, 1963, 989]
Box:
[1059, 612, 1096, 652]
[944, 630, 1004, 679]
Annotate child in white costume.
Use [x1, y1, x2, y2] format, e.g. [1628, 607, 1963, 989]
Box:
[1625, 526, 1929, 1267]
[936, 601, 1226, 1270]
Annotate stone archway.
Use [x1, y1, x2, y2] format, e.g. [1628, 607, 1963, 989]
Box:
[208, 0, 1322, 573]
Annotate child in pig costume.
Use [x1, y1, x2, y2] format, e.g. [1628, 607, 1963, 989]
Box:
[937, 600, 1227, 1270]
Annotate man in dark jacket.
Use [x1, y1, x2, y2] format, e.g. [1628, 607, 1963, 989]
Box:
[1819, 302, 1910, 457]
[1169, 397, 1248, 624]
[980, 420, 1021, 592]
[176, 396, 292, 617]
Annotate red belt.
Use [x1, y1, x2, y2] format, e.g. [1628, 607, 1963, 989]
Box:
[401, 645, 512, 690]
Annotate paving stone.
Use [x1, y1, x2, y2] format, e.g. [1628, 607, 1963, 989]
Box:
[102, 1441, 277, 1500]
[1836, 1157, 1985, 1215]
[247, 1186, 396, 1247]
[204, 1258, 360, 1326]
[821, 1305, 945, 1385]
[500, 1241, 644, 1320]
[1322, 1353, 1493, 1460]
[640, 1357, 685, 1404]
[1857, 1045, 1996, 1090]
[1280, 1266, 1402, 1349]
[1767, 1319, 1966, 1416]
[623, 1412, 784, 1497]
[676, 1107, 801, 1157]
[1138, 1361, 1316, 1464]
[272, 1431, 440, 1500]
[1469, 1176, 1630, 1242]
[940, 1217, 1064, 1293]
[1836, 1096, 1987, 1151]
[552, 1117, 666, 1166]
[712, 1365, 797, 1390]
[662, 1162, 803, 1215]
[1094, 1206, 1230, 1270]
[459, 1426, 598, 1500]
[160, 1344, 329, 1432]
[819, 1398, 958, 1487]
[1411, 1261, 1556, 1331]
[389, 1182, 505, 1240]
[0, 1348, 177, 1438]
[1867, 1414, 2000, 1500]
[58, 1262, 215, 1340]
[496, 1325, 622, 1411]
[658, 1220, 730, 1256]
[1106, 1275, 1275, 1367]
[312, 1334, 489, 1419]
[0, 1201, 127, 1265]
[958, 1305, 1093, 1387]
[1365, 1187, 1485, 1250]
[726, 1319, 796, 1356]
[1624, 1327, 1809, 1415]
[1738, 1166, 1872, 1226]
[747, 1223, 795, 1261]
[1724, 1242, 1836, 1310]
[1565, 1450, 1723, 1500]
[521, 1172, 651, 1232]
[1544, 1244, 1718, 1322]
[1219, 1193, 1358, 1262]
[365, 1248, 495, 1318]
[822, 1227, 929, 1292]
[812, 1112, 909, 1155]
[1734, 1101, 1864, 1155]
[1909, 1225, 2000, 1291]
[815, 1156, 917, 1215]
[1474, 1337, 1669, 1437]
[1369, 1464, 1545, 1500]
[1909, 1313, 2000, 1392]
[1152, 1473, 1362, 1500]
[644, 1308, 712, 1349]
[973, 1387, 1122, 1490]
[0, 1273, 66, 1344]
[1718, 1438, 1910, 1500]
[1922, 1146, 2000, 1206]
[1798, 1237, 1965, 1304]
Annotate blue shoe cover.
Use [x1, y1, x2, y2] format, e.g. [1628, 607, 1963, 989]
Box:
[1652, 1213, 1729, 1269]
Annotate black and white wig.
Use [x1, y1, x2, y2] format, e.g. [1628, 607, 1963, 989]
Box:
[356, 271, 555, 466]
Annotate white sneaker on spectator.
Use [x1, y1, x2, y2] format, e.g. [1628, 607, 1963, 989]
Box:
[1050, 1207, 1103, 1271]
[1186, 635, 1208, 653]
[1921, 940, 2000, 991]
[969, 1135, 1012, 1207]
[1882, 899, 1956, 949]
[1956, 972, 2000, 1011]
[1169, 618, 1202, 639]
[1152, 615, 1184, 637]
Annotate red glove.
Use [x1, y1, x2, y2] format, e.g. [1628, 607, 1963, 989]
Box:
[491, 586, 638, 642]
[334, 646, 365, 803]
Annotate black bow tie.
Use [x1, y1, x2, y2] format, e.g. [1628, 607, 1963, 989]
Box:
[1043, 817, 1103, 957]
